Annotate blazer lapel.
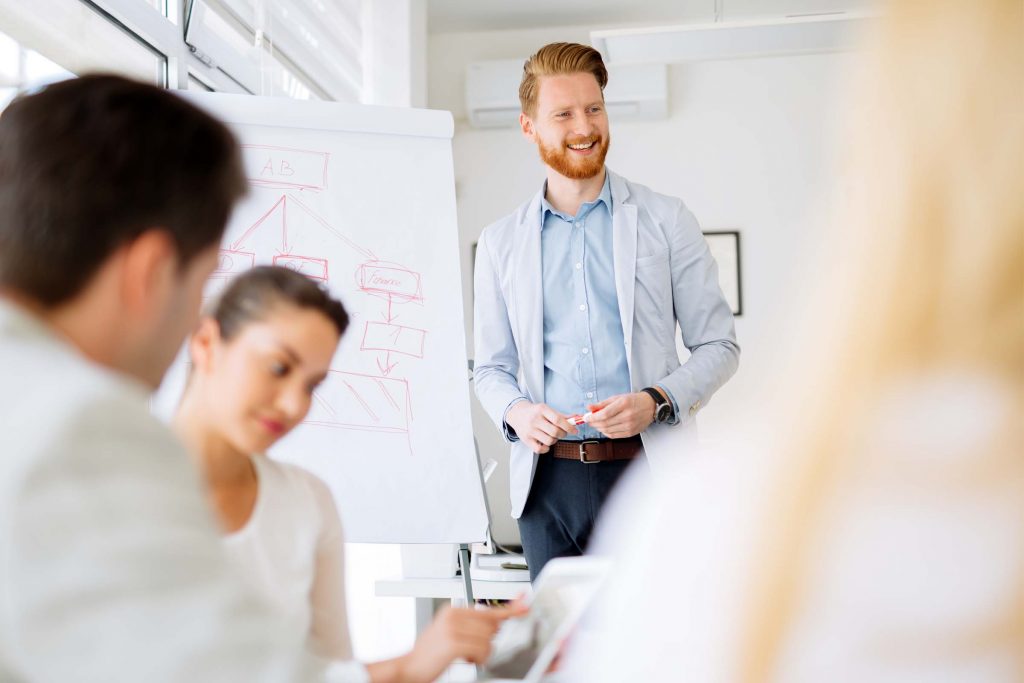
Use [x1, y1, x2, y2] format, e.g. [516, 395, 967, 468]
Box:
[610, 171, 637, 365]
[512, 191, 545, 403]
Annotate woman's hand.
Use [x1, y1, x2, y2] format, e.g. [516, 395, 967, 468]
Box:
[368, 603, 527, 683]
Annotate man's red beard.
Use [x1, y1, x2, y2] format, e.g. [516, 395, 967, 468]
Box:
[537, 133, 610, 180]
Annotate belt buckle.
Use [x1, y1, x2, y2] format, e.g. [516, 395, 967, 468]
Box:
[578, 440, 601, 464]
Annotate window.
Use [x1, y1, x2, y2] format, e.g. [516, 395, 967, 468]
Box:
[142, 0, 166, 16]
[0, 1, 166, 93]
[0, 29, 75, 110]
[0, 0, 367, 100]
[187, 71, 214, 91]
[185, 0, 361, 101]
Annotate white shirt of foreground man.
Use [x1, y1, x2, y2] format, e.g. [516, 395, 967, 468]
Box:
[0, 300, 370, 682]
[565, 374, 1024, 682]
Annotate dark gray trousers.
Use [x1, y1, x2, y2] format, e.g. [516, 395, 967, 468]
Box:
[516, 454, 633, 581]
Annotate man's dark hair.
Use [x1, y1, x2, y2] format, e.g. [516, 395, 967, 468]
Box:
[0, 74, 247, 305]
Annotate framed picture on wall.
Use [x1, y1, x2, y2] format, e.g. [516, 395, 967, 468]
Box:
[702, 231, 743, 316]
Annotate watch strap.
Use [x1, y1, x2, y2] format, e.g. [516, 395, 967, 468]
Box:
[640, 386, 664, 407]
[640, 386, 668, 422]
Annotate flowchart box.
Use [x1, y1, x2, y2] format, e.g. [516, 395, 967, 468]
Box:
[273, 254, 329, 282]
[361, 322, 426, 358]
[242, 145, 329, 190]
[305, 371, 409, 433]
[358, 264, 421, 300]
[214, 249, 255, 276]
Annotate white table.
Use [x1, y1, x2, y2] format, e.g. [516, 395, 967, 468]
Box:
[376, 576, 531, 601]
[375, 573, 532, 634]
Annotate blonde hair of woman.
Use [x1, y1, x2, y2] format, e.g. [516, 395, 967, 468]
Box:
[740, 0, 1024, 678]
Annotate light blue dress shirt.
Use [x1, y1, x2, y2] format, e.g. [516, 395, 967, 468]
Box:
[538, 173, 632, 441]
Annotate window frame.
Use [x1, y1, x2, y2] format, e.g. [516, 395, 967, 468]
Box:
[91, 0, 251, 92]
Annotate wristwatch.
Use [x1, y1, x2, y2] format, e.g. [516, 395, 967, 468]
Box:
[641, 387, 674, 424]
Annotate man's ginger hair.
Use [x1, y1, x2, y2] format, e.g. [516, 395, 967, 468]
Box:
[519, 42, 608, 116]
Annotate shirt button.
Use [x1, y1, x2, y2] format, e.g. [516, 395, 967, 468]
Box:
[575, 262, 582, 269]
[586, 391, 594, 398]
[579, 304, 587, 312]
[582, 347, 589, 354]
[574, 222, 580, 228]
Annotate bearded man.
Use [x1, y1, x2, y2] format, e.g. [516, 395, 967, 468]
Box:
[473, 42, 740, 580]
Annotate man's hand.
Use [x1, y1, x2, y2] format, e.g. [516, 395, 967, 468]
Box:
[585, 391, 657, 439]
[505, 400, 577, 453]
[387, 604, 527, 683]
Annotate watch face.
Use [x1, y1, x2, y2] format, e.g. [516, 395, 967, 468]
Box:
[655, 403, 672, 423]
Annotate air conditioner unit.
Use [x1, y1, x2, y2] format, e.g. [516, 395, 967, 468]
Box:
[465, 60, 668, 129]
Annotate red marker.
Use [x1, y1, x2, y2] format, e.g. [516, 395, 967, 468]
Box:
[570, 407, 602, 426]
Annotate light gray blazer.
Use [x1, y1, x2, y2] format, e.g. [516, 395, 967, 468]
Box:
[473, 170, 740, 518]
[0, 301, 339, 681]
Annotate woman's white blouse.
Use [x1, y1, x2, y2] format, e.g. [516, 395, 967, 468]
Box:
[224, 455, 367, 681]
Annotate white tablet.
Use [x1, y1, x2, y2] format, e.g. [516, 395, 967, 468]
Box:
[482, 556, 609, 682]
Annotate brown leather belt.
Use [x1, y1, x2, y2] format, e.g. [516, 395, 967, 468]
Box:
[550, 436, 643, 463]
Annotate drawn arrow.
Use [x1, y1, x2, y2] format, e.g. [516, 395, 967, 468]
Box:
[231, 195, 286, 250]
[286, 193, 378, 261]
[380, 295, 399, 323]
[376, 351, 399, 376]
[281, 195, 292, 253]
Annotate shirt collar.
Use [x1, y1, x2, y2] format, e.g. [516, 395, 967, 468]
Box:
[539, 170, 612, 226]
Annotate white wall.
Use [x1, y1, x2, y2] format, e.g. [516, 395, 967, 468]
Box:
[429, 25, 854, 545]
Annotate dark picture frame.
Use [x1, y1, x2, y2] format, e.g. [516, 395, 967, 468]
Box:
[702, 230, 743, 316]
